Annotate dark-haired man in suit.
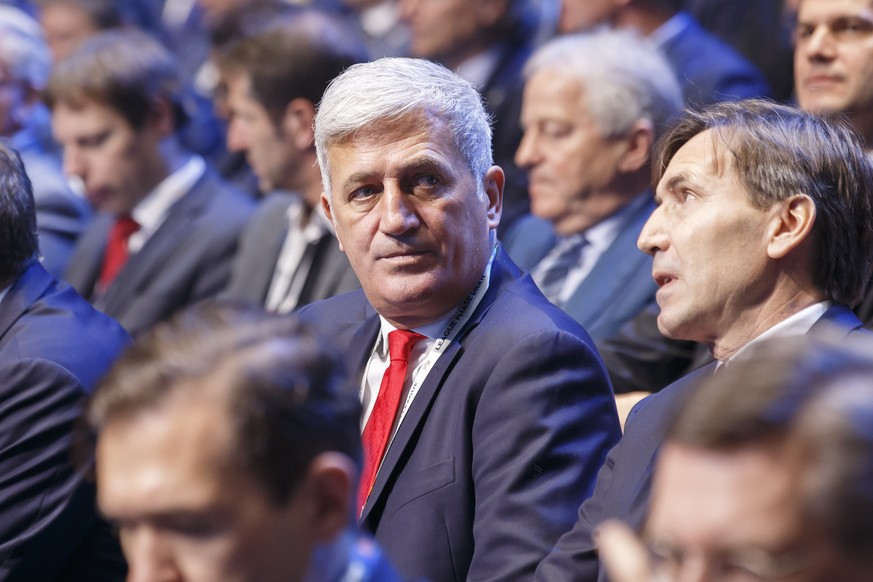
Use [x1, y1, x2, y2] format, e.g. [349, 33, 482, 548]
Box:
[48, 29, 253, 333]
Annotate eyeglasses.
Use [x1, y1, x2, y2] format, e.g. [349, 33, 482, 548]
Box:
[646, 538, 808, 581]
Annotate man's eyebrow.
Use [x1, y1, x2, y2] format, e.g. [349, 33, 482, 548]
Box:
[342, 171, 375, 191]
[662, 173, 689, 193]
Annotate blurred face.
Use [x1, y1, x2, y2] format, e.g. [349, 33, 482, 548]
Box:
[224, 72, 299, 194]
[323, 114, 502, 329]
[52, 100, 163, 214]
[646, 442, 839, 582]
[794, 0, 873, 120]
[558, 0, 617, 33]
[516, 70, 635, 235]
[637, 130, 777, 345]
[39, 2, 100, 61]
[97, 395, 315, 582]
[399, 0, 502, 67]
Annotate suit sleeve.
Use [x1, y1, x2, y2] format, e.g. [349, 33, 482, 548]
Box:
[0, 358, 119, 581]
[468, 329, 621, 581]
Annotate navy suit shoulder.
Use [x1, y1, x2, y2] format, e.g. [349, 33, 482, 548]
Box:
[503, 197, 657, 343]
[661, 12, 771, 107]
[299, 248, 621, 582]
[65, 168, 255, 332]
[0, 262, 129, 581]
[536, 305, 866, 582]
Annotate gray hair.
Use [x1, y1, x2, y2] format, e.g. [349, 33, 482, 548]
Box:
[524, 28, 683, 139]
[0, 6, 50, 89]
[314, 57, 493, 197]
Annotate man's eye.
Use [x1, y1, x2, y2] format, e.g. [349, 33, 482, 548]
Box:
[79, 130, 111, 149]
[541, 122, 572, 139]
[793, 24, 814, 41]
[350, 185, 379, 200]
[414, 174, 440, 188]
[833, 17, 873, 37]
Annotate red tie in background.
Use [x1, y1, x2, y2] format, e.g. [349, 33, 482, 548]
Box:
[98, 215, 140, 290]
[358, 329, 425, 513]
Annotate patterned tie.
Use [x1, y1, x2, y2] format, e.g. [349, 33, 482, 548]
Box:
[98, 215, 140, 291]
[358, 329, 425, 513]
[534, 236, 587, 306]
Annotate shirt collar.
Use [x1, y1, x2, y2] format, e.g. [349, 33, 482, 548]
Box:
[131, 155, 205, 228]
[725, 301, 832, 365]
[649, 10, 693, 48]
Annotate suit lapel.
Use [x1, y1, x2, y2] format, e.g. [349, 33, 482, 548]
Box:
[563, 197, 654, 326]
[101, 175, 210, 315]
[360, 248, 516, 521]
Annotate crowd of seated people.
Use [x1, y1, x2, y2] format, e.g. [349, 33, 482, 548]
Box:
[0, 0, 872, 580]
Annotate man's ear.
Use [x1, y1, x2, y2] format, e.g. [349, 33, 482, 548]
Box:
[767, 194, 816, 259]
[282, 98, 317, 150]
[297, 452, 357, 543]
[616, 119, 654, 174]
[483, 165, 504, 230]
[321, 192, 344, 252]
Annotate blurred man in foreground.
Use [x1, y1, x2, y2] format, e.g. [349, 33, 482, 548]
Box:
[85, 302, 401, 582]
[600, 333, 873, 582]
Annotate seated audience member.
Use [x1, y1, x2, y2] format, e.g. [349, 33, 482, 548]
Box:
[600, 333, 873, 582]
[504, 29, 682, 343]
[535, 99, 873, 581]
[399, 0, 538, 233]
[83, 302, 401, 582]
[559, 0, 770, 107]
[0, 5, 90, 278]
[600, 0, 873, 396]
[298, 57, 621, 581]
[0, 142, 128, 580]
[220, 10, 363, 312]
[46, 29, 254, 333]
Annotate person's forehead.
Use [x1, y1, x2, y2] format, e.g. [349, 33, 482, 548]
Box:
[663, 129, 738, 182]
[799, 0, 873, 20]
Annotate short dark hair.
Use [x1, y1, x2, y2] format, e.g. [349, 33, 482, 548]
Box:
[83, 301, 362, 506]
[654, 99, 873, 306]
[0, 143, 37, 285]
[44, 28, 188, 130]
[671, 332, 873, 560]
[218, 9, 368, 127]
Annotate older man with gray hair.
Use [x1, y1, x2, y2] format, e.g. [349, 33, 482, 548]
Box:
[299, 57, 620, 582]
[505, 29, 682, 343]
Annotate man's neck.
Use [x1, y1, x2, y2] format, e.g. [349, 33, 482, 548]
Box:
[710, 289, 826, 361]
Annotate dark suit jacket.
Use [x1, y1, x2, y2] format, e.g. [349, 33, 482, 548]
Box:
[223, 192, 359, 308]
[298, 247, 621, 582]
[503, 195, 657, 343]
[535, 305, 867, 582]
[65, 169, 254, 333]
[660, 11, 771, 107]
[0, 262, 129, 581]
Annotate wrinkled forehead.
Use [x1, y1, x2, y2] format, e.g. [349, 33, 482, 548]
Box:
[662, 128, 740, 183]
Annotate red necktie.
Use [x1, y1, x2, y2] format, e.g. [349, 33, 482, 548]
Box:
[98, 215, 140, 290]
[358, 329, 424, 513]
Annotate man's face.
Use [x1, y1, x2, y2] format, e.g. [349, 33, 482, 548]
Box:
[646, 442, 837, 582]
[399, 0, 502, 66]
[224, 72, 300, 195]
[96, 395, 314, 582]
[323, 114, 502, 329]
[558, 0, 617, 33]
[794, 0, 873, 119]
[637, 130, 777, 345]
[52, 100, 160, 215]
[516, 70, 637, 235]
